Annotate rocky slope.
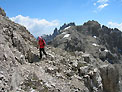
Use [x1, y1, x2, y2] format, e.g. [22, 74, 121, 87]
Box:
[0, 9, 40, 91]
[0, 8, 121, 92]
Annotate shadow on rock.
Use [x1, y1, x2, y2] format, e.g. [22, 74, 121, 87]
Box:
[28, 54, 40, 63]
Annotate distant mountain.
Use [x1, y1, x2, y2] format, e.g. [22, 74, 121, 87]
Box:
[42, 22, 75, 43]
[49, 20, 122, 64]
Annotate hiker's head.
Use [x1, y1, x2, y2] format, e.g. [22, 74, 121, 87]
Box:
[38, 36, 42, 40]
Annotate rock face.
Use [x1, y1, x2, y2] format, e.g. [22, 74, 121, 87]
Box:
[0, 11, 40, 91]
[0, 9, 121, 92]
[100, 64, 119, 92]
[0, 8, 6, 16]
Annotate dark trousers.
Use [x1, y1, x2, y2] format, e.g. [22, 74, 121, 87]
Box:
[39, 48, 47, 59]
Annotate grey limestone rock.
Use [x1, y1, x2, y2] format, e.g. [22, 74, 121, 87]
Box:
[0, 8, 6, 17]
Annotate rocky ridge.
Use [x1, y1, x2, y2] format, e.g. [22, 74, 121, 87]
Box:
[43, 22, 75, 43]
[0, 8, 121, 92]
[49, 20, 122, 64]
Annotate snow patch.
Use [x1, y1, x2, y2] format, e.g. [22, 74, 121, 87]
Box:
[62, 32, 67, 34]
[104, 49, 109, 52]
[93, 36, 97, 38]
[92, 43, 99, 47]
[63, 34, 70, 38]
[64, 26, 71, 30]
[119, 81, 121, 84]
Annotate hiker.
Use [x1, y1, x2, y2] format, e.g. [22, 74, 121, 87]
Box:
[38, 36, 47, 59]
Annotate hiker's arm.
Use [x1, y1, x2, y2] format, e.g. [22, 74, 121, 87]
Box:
[38, 41, 40, 49]
[43, 40, 46, 46]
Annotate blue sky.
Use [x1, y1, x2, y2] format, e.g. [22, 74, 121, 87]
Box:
[0, 0, 122, 37]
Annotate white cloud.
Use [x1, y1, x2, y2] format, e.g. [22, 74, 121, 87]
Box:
[93, 3, 97, 6]
[98, 3, 108, 9]
[97, 0, 109, 3]
[93, 0, 109, 11]
[10, 15, 59, 37]
[108, 22, 122, 31]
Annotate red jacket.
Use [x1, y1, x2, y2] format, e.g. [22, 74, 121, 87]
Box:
[38, 39, 46, 48]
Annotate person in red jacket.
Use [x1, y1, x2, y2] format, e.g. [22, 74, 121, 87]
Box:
[38, 36, 47, 59]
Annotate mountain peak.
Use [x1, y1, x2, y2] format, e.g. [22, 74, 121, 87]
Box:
[84, 20, 100, 25]
[59, 22, 75, 31]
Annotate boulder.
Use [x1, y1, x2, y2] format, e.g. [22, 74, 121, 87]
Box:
[0, 8, 6, 16]
[100, 64, 119, 92]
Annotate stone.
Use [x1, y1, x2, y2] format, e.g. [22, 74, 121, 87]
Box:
[100, 64, 119, 92]
[82, 54, 91, 63]
[0, 8, 6, 16]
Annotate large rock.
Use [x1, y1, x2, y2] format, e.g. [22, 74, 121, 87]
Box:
[0, 8, 6, 16]
[100, 64, 119, 92]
